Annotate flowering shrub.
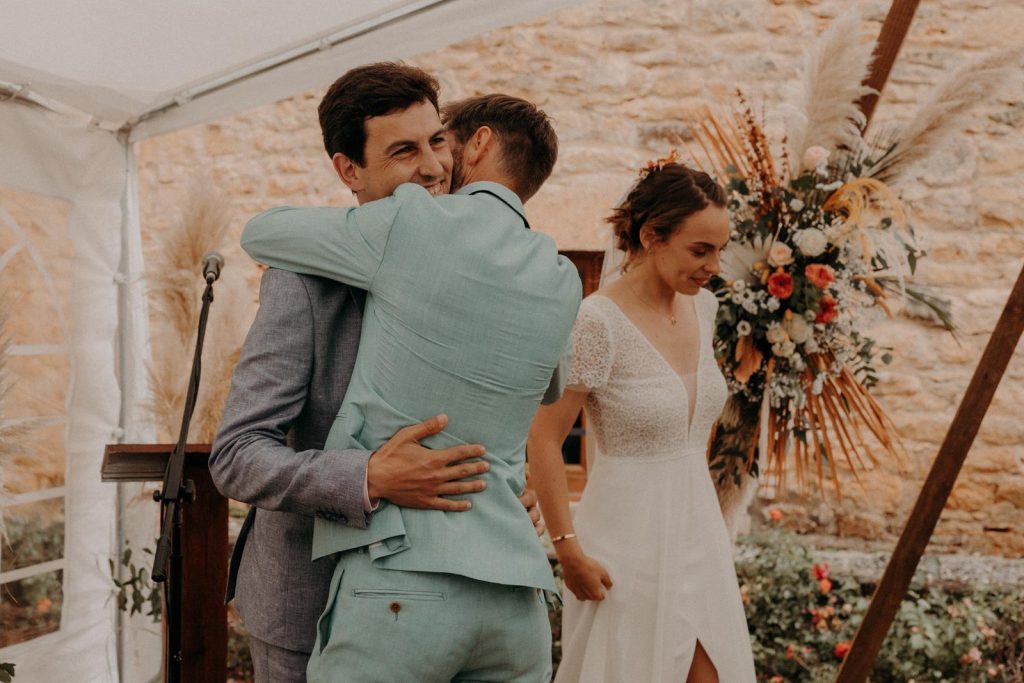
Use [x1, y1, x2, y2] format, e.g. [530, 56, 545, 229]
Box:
[738, 530, 1024, 681]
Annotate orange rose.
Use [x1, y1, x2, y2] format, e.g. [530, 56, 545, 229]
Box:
[805, 263, 836, 289]
[769, 508, 783, 522]
[816, 295, 838, 323]
[819, 578, 833, 594]
[834, 640, 853, 660]
[767, 271, 794, 300]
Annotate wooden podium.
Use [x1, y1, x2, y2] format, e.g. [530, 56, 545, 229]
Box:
[102, 444, 228, 683]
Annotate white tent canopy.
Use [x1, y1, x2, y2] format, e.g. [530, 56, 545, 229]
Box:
[0, 1, 574, 679]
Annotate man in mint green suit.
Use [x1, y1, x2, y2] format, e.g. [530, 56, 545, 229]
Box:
[242, 94, 581, 682]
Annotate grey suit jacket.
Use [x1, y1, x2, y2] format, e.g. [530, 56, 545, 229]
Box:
[210, 267, 370, 653]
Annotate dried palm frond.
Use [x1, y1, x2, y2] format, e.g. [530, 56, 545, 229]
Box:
[760, 353, 905, 497]
[784, 9, 876, 172]
[146, 183, 247, 443]
[148, 183, 232, 348]
[866, 49, 1022, 183]
[0, 299, 26, 541]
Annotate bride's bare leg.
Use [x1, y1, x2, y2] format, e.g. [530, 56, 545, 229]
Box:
[685, 641, 719, 683]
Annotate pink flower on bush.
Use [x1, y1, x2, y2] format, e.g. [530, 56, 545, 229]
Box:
[805, 263, 836, 289]
[767, 271, 794, 300]
[834, 640, 852, 660]
[812, 563, 830, 581]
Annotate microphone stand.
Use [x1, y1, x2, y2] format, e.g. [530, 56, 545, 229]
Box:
[152, 263, 218, 683]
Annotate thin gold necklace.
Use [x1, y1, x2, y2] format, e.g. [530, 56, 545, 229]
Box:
[627, 282, 677, 325]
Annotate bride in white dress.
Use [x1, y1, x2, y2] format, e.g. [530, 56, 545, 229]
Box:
[528, 161, 756, 682]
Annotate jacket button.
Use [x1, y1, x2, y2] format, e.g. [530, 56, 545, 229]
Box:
[389, 601, 401, 614]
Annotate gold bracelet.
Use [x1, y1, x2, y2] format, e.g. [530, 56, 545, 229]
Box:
[550, 533, 577, 543]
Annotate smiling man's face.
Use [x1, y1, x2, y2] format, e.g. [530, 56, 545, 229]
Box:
[340, 99, 453, 204]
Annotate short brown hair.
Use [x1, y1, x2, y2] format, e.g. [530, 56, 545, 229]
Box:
[442, 94, 558, 200]
[318, 62, 440, 165]
[608, 163, 726, 263]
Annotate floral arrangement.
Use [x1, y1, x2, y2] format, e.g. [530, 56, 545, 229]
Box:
[674, 10, 1015, 494]
[691, 110, 914, 492]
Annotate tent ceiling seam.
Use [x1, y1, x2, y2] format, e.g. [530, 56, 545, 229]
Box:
[127, 0, 454, 133]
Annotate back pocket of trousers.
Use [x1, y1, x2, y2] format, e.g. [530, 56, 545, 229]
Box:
[352, 589, 445, 601]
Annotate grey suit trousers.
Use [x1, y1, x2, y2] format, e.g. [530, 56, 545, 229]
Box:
[211, 269, 371, 659]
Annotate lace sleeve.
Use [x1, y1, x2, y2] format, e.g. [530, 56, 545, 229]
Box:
[697, 288, 720, 323]
[565, 298, 614, 391]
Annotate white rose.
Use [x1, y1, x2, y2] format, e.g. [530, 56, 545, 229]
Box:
[803, 145, 830, 171]
[737, 321, 752, 337]
[767, 240, 794, 267]
[732, 279, 746, 293]
[766, 322, 788, 344]
[766, 297, 781, 312]
[804, 337, 820, 353]
[793, 229, 828, 257]
[789, 198, 805, 212]
[785, 315, 812, 344]
[772, 340, 796, 358]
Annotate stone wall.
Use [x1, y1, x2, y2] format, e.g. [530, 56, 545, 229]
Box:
[136, 0, 1024, 555]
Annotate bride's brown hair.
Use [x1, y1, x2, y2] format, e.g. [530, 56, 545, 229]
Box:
[608, 162, 726, 270]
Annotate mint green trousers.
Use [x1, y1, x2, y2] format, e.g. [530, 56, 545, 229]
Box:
[308, 550, 552, 682]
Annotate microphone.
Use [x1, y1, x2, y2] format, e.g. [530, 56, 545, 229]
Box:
[202, 252, 224, 283]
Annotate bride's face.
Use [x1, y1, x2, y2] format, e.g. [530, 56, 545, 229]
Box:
[647, 205, 730, 295]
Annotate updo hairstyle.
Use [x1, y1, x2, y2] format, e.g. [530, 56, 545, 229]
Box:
[607, 162, 726, 269]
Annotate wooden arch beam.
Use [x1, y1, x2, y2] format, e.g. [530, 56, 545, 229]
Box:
[837, 1, 1024, 680]
[858, 0, 921, 128]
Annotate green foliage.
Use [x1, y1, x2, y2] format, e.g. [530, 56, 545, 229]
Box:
[108, 540, 161, 623]
[0, 515, 63, 572]
[737, 530, 1024, 681]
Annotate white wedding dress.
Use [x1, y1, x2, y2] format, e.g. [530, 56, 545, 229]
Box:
[556, 291, 756, 682]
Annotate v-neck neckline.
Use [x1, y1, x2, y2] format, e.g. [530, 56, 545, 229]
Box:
[593, 292, 704, 438]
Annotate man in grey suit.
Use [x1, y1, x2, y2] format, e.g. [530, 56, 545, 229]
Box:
[211, 63, 543, 683]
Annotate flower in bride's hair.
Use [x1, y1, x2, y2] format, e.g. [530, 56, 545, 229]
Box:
[639, 149, 679, 179]
[767, 271, 794, 300]
[767, 241, 794, 267]
[737, 320, 752, 337]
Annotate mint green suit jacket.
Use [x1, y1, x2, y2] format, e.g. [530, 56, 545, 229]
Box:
[241, 182, 581, 591]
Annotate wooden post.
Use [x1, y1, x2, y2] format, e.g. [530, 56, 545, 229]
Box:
[837, 264, 1024, 681]
[102, 444, 228, 683]
[858, 0, 921, 128]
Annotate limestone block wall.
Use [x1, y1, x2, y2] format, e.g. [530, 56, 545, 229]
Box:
[136, 0, 1024, 555]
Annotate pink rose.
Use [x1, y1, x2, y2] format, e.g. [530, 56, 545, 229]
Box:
[803, 145, 831, 170]
[805, 263, 836, 289]
[816, 295, 838, 324]
[767, 241, 794, 267]
[767, 272, 794, 300]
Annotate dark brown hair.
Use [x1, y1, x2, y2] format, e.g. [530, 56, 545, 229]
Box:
[442, 94, 558, 200]
[318, 62, 440, 165]
[608, 162, 726, 262]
